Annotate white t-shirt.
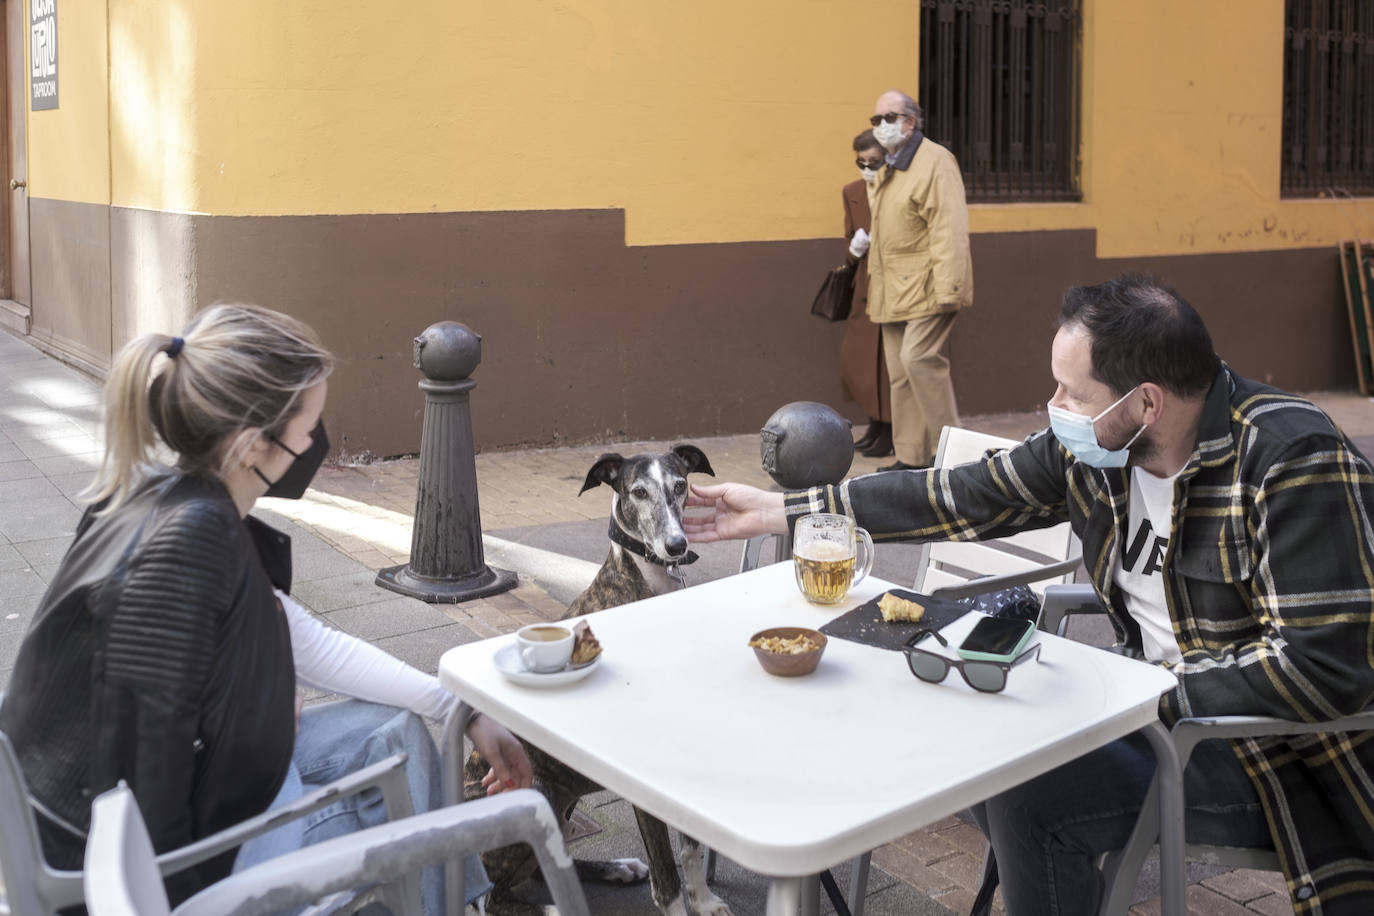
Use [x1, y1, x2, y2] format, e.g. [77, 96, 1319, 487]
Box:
[1113, 467, 1183, 663]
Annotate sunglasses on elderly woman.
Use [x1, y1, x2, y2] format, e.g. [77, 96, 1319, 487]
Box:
[901, 629, 1041, 693]
[869, 111, 907, 126]
[856, 158, 885, 170]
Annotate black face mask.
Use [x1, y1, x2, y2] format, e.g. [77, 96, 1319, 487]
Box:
[253, 420, 329, 499]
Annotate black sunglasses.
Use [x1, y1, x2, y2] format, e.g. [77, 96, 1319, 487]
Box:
[869, 111, 907, 126]
[856, 158, 884, 170]
[901, 629, 1041, 693]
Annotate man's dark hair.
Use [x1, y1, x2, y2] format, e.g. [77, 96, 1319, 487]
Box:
[1058, 274, 1220, 398]
[853, 129, 881, 153]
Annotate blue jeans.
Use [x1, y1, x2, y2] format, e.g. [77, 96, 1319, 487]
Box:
[233, 699, 492, 915]
[968, 731, 1271, 916]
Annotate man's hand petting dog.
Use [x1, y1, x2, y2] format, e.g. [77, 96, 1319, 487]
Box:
[684, 482, 787, 543]
[469, 713, 535, 796]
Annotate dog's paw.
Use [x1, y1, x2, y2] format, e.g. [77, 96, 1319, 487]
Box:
[661, 896, 690, 916]
[683, 891, 734, 916]
[604, 857, 649, 884]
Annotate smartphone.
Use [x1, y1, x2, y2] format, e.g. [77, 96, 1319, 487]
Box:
[955, 616, 1037, 663]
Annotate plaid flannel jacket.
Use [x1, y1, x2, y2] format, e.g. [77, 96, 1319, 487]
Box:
[786, 367, 1374, 912]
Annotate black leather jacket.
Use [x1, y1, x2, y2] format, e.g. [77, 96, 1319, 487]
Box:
[0, 472, 297, 903]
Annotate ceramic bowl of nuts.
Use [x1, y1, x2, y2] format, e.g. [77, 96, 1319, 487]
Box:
[748, 626, 827, 677]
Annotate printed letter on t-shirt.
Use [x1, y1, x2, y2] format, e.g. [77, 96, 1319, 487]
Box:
[1122, 519, 1168, 576]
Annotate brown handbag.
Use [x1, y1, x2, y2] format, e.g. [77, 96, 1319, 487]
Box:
[810, 262, 857, 321]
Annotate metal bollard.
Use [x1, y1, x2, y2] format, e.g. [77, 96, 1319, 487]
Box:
[375, 321, 517, 603]
[745, 401, 856, 564]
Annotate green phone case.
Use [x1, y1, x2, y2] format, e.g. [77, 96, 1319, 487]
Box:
[955, 618, 1036, 663]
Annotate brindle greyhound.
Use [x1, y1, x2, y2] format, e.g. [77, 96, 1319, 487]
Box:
[468, 444, 732, 916]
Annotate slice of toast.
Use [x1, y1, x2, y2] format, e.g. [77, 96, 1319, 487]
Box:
[878, 591, 927, 623]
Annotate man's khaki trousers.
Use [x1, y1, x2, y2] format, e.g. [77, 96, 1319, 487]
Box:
[881, 310, 960, 466]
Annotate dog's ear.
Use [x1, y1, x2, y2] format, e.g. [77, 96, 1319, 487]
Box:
[671, 444, 716, 478]
[578, 454, 624, 495]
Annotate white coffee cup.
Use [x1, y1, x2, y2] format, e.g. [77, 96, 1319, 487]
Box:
[516, 624, 574, 673]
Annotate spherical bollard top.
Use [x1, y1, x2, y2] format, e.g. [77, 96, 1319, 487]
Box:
[759, 401, 854, 489]
[413, 321, 482, 380]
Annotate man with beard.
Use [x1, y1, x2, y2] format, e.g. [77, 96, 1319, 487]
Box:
[685, 273, 1374, 916]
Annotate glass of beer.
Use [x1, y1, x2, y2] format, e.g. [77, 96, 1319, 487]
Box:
[793, 513, 874, 605]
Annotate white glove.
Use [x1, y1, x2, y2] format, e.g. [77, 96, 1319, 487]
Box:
[848, 228, 871, 259]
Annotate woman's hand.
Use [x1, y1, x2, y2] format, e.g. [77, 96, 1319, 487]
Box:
[468, 713, 534, 795]
[684, 482, 788, 543]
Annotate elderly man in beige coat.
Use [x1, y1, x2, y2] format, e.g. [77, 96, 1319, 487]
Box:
[866, 89, 974, 470]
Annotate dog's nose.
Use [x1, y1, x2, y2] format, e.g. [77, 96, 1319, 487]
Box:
[664, 535, 688, 558]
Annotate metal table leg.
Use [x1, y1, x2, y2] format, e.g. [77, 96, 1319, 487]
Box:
[1140, 720, 1185, 916]
[766, 876, 805, 916]
[442, 701, 474, 916]
[799, 874, 820, 916]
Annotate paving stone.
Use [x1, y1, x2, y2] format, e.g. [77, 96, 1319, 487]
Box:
[0, 567, 50, 600]
[1229, 868, 1288, 895]
[1201, 868, 1281, 904]
[375, 622, 483, 675]
[326, 595, 461, 641]
[0, 476, 60, 503]
[0, 542, 29, 571]
[933, 821, 989, 858]
[0, 459, 42, 482]
[13, 535, 73, 567]
[291, 570, 400, 612]
[1238, 891, 1297, 916]
[0, 496, 82, 543]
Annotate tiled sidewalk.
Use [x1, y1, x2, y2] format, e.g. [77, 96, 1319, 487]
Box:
[4, 326, 1372, 914]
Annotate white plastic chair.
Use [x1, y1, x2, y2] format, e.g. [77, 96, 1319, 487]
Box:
[911, 426, 1081, 600]
[84, 781, 592, 916]
[0, 725, 416, 916]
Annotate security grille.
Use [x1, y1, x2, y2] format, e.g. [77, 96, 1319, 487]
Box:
[1282, 0, 1374, 197]
[918, 0, 1082, 202]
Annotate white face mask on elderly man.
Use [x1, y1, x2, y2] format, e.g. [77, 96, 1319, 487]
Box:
[873, 119, 908, 151]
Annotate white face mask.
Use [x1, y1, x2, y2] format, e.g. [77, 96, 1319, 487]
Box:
[858, 166, 879, 184]
[873, 119, 908, 151]
[1046, 386, 1147, 469]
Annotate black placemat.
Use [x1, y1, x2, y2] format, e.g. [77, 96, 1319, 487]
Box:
[821, 588, 970, 652]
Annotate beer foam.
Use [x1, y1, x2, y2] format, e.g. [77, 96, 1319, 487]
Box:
[795, 540, 853, 562]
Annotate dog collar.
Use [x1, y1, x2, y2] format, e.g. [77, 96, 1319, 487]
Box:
[608, 520, 699, 569]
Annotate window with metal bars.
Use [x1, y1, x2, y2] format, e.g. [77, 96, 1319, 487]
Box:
[918, 0, 1082, 202]
[1282, 0, 1374, 197]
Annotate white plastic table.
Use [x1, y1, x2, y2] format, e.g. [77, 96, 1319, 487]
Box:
[438, 563, 1181, 915]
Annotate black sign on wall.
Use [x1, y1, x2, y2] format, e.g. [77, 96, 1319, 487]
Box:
[30, 0, 57, 111]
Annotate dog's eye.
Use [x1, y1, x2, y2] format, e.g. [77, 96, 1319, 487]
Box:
[630, 486, 649, 499]
[674, 481, 687, 496]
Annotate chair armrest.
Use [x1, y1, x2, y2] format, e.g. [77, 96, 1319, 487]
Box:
[1172, 709, 1374, 765]
[928, 556, 1083, 601]
[154, 752, 411, 876]
[1036, 583, 1101, 635]
[178, 789, 591, 916]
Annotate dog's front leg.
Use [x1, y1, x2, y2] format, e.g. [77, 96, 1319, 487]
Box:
[679, 834, 734, 916]
[632, 806, 691, 916]
[630, 806, 736, 916]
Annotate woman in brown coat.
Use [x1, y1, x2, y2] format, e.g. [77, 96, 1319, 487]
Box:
[842, 129, 893, 456]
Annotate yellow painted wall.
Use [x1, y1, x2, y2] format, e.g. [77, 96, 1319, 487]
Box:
[29, 0, 1374, 256]
[26, 0, 109, 205]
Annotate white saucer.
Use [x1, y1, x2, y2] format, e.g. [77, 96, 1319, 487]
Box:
[492, 643, 602, 687]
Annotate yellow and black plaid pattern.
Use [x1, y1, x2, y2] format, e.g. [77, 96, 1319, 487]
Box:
[784, 367, 1374, 913]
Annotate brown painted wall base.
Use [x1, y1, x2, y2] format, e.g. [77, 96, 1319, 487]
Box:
[22, 200, 1358, 456]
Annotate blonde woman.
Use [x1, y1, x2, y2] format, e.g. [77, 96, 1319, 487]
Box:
[0, 304, 532, 913]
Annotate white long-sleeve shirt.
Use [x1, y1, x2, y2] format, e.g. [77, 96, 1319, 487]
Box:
[276, 589, 457, 722]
